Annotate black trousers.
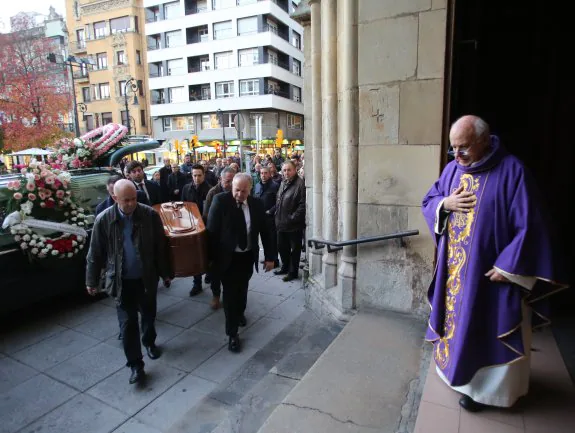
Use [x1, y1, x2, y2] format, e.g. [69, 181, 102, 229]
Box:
[265, 215, 279, 262]
[117, 279, 157, 368]
[210, 273, 221, 297]
[220, 252, 254, 337]
[278, 230, 303, 277]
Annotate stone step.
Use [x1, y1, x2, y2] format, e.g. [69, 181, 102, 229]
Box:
[166, 309, 345, 433]
[257, 310, 430, 433]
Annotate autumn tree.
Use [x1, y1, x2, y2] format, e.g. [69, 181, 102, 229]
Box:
[0, 15, 72, 152]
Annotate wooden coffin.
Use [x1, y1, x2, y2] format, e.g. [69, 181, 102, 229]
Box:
[153, 201, 208, 278]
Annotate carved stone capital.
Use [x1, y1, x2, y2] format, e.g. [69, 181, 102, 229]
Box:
[81, 0, 131, 16]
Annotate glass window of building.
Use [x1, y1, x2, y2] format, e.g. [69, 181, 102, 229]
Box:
[293, 86, 301, 102]
[214, 51, 233, 70]
[213, 21, 232, 40]
[237, 16, 257, 36]
[96, 52, 107, 69]
[76, 29, 85, 48]
[117, 50, 126, 65]
[212, 0, 235, 10]
[165, 30, 182, 48]
[82, 87, 90, 102]
[101, 112, 113, 124]
[238, 48, 259, 66]
[292, 30, 301, 49]
[239, 79, 260, 96]
[163, 117, 172, 131]
[292, 59, 301, 76]
[118, 80, 126, 96]
[167, 58, 184, 76]
[94, 21, 107, 38]
[288, 114, 302, 129]
[168, 86, 186, 103]
[110, 16, 130, 33]
[140, 110, 147, 127]
[136, 50, 141, 65]
[163, 1, 180, 20]
[99, 83, 110, 99]
[216, 81, 235, 98]
[223, 113, 235, 128]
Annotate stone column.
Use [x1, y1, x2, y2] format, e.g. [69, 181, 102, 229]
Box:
[337, 0, 358, 309]
[309, 0, 323, 275]
[321, 0, 338, 288]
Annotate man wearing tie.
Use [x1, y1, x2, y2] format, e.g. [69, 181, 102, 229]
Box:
[207, 173, 275, 353]
[126, 160, 162, 206]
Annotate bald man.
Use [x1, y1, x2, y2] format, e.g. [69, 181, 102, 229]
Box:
[86, 179, 173, 385]
[422, 115, 567, 411]
[207, 173, 275, 353]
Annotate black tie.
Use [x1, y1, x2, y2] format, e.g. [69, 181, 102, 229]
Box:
[137, 183, 144, 191]
[237, 202, 247, 250]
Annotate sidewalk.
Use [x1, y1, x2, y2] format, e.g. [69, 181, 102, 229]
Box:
[0, 270, 307, 433]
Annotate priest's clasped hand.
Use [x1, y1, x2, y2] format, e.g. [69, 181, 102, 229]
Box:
[444, 186, 476, 213]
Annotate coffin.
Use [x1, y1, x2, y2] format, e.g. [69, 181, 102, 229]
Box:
[153, 201, 208, 278]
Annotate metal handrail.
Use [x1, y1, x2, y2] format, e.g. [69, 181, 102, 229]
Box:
[308, 230, 419, 253]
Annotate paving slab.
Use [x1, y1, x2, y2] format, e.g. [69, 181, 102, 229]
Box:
[258, 310, 426, 433]
[157, 300, 213, 329]
[0, 319, 67, 355]
[45, 342, 125, 391]
[18, 393, 128, 433]
[0, 374, 78, 433]
[72, 304, 120, 341]
[12, 329, 100, 371]
[54, 302, 116, 328]
[166, 397, 231, 433]
[160, 328, 227, 373]
[135, 374, 218, 430]
[87, 361, 185, 417]
[0, 356, 37, 394]
[112, 418, 163, 433]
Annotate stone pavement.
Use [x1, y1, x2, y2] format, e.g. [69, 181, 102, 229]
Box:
[0, 268, 341, 433]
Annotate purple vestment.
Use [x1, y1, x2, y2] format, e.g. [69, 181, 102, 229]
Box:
[422, 136, 567, 387]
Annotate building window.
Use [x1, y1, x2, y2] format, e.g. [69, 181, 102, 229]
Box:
[136, 50, 141, 65]
[215, 81, 234, 99]
[137, 80, 143, 96]
[288, 114, 302, 129]
[292, 30, 301, 49]
[200, 57, 210, 71]
[170, 116, 195, 131]
[118, 80, 126, 96]
[293, 86, 301, 102]
[96, 52, 107, 69]
[213, 21, 232, 40]
[268, 50, 278, 65]
[198, 27, 208, 42]
[238, 48, 259, 67]
[201, 86, 211, 100]
[140, 110, 147, 127]
[237, 16, 257, 36]
[163, 1, 180, 20]
[163, 117, 172, 131]
[117, 50, 126, 65]
[212, 0, 235, 10]
[99, 83, 110, 99]
[82, 87, 90, 102]
[165, 30, 182, 48]
[76, 29, 85, 48]
[292, 59, 301, 76]
[239, 79, 259, 96]
[101, 112, 113, 124]
[110, 16, 130, 33]
[167, 58, 184, 76]
[85, 114, 94, 131]
[222, 113, 235, 128]
[266, 19, 278, 35]
[135, 16, 139, 33]
[214, 51, 233, 70]
[168, 86, 186, 103]
[94, 21, 107, 39]
[202, 114, 220, 129]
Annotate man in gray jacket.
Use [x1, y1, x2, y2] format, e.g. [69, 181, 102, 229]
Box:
[86, 180, 172, 384]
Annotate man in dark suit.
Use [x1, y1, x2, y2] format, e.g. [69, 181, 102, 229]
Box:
[96, 175, 149, 217]
[126, 160, 162, 206]
[207, 173, 275, 353]
[254, 166, 280, 268]
[158, 159, 172, 202]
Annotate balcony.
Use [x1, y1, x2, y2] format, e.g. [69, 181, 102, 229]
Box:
[186, 25, 209, 45]
[189, 84, 211, 101]
[70, 40, 87, 54]
[185, 0, 209, 15]
[73, 71, 89, 82]
[145, 6, 160, 23]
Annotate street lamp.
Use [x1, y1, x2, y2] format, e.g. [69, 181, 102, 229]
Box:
[123, 78, 140, 135]
[216, 109, 226, 158]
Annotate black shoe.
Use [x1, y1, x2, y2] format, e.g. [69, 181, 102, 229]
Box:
[274, 268, 289, 276]
[129, 366, 146, 384]
[204, 275, 212, 284]
[283, 274, 298, 282]
[228, 335, 241, 353]
[189, 286, 203, 297]
[146, 344, 162, 360]
[459, 395, 485, 412]
[274, 260, 280, 268]
[239, 315, 247, 327]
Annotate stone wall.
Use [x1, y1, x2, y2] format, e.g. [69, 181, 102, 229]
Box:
[355, 0, 447, 315]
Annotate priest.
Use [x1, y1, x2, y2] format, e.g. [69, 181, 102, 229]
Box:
[422, 115, 568, 412]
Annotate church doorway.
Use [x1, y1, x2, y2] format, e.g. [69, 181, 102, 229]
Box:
[445, 0, 574, 313]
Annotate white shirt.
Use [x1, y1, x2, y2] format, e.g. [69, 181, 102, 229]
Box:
[135, 181, 150, 202]
[235, 200, 252, 252]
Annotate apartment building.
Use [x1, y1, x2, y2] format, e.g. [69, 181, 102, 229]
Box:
[65, 0, 151, 135]
[145, 0, 304, 149]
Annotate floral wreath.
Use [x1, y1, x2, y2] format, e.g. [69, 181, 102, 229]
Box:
[51, 123, 128, 170]
[2, 161, 89, 260]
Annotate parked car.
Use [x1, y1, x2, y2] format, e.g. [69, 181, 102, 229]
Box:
[0, 140, 160, 315]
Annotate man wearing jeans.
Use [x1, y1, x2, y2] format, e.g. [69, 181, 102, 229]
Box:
[271, 161, 306, 282]
[86, 180, 172, 384]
